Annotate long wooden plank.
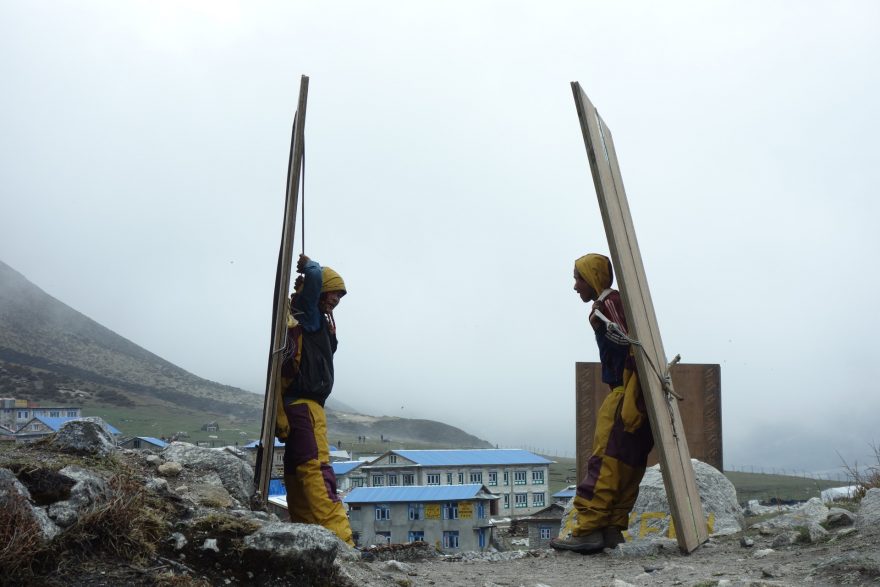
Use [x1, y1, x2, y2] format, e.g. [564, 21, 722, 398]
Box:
[253, 74, 309, 508]
[570, 82, 708, 552]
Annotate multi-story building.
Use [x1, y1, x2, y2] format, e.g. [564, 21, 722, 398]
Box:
[344, 484, 499, 551]
[0, 398, 81, 430]
[360, 449, 553, 516]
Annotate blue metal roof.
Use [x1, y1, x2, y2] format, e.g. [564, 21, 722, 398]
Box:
[35, 416, 121, 435]
[388, 449, 552, 467]
[553, 488, 576, 498]
[332, 461, 363, 476]
[344, 484, 496, 504]
[136, 437, 169, 448]
[268, 478, 286, 496]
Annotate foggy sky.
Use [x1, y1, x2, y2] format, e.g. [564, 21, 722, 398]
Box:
[2, 1, 879, 473]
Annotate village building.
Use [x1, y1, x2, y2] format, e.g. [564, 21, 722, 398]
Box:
[519, 502, 565, 548]
[360, 449, 554, 516]
[552, 485, 576, 505]
[118, 436, 169, 452]
[344, 484, 499, 551]
[0, 398, 81, 430]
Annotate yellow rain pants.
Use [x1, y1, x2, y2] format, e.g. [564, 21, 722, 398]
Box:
[282, 398, 353, 546]
[562, 367, 653, 537]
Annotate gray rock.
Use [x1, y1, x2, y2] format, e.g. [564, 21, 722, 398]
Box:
[242, 522, 338, 576]
[161, 442, 254, 505]
[771, 532, 798, 547]
[47, 466, 110, 528]
[158, 461, 183, 477]
[202, 538, 220, 552]
[0, 468, 61, 541]
[145, 477, 170, 494]
[856, 488, 880, 533]
[626, 460, 744, 540]
[49, 420, 116, 457]
[740, 536, 755, 547]
[169, 532, 187, 550]
[807, 522, 829, 543]
[751, 497, 829, 533]
[826, 507, 856, 528]
[754, 548, 775, 558]
[145, 454, 162, 465]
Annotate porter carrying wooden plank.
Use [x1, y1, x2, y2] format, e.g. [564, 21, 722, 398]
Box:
[253, 75, 309, 508]
[566, 82, 709, 554]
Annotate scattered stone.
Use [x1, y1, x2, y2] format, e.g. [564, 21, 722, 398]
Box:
[162, 442, 254, 505]
[761, 566, 783, 578]
[807, 523, 829, 543]
[740, 536, 755, 548]
[754, 548, 775, 558]
[771, 532, 798, 548]
[145, 454, 162, 465]
[643, 563, 664, 572]
[382, 560, 415, 574]
[611, 580, 636, 587]
[750, 497, 829, 534]
[169, 532, 187, 550]
[202, 538, 220, 552]
[158, 462, 183, 477]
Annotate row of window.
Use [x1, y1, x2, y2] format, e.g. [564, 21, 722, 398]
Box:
[374, 501, 489, 521]
[501, 492, 545, 509]
[13, 410, 78, 419]
[370, 469, 545, 487]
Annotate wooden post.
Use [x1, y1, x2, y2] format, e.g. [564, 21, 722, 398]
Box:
[253, 75, 309, 508]
[570, 82, 709, 553]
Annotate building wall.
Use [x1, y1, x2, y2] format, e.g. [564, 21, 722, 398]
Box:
[348, 499, 493, 552]
[0, 405, 81, 429]
[363, 462, 551, 516]
[527, 522, 559, 548]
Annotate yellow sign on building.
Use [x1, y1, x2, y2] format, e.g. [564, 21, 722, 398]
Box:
[425, 504, 441, 519]
[458, 501, 473, 519]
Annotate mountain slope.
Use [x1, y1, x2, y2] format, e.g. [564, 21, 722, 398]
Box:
[0, 260, 493, 448]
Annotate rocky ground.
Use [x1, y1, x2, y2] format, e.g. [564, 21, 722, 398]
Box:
[2, 421, 879, 587]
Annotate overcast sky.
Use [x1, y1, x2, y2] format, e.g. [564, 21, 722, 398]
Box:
[2, 1, 878, 473]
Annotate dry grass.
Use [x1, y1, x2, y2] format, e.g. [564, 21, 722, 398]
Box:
[0, 487, 46, 583]
[840, 441, 880, 500]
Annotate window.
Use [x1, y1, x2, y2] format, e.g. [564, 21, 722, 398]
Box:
[514, 471, 527, 485]
[17, 410, 28, 419]
[532, 470, 545, 485]
[442, 531, 459, 549]
[426, 474, 441, 485]
[476, 503, 486, 519]
[408, 531, 424, 543]
[402, 473, 415, 486]
[503, 494, 510, 509]
[31, 424, 40, 431]
[375, 505, 391, 520]
[540, 527, 552, 540]
[66, 410, 77, 417]
[375, 531, 391, 544]
[351, 477, 365, 488]
[442, 502, 459, 520]
[488, 471, 498, 486]
[372, 474, 385, 487]
[514, 493, 528, 508]
[503, 471, 509, 486]
[49, 410, 60, 417]
[389, 455, 397, 464]
[532, 492, 545, 507]
[469, 472, 483, 484]
[408, 503, 424, 520]
[387, 474, 398, 486]
[446, 473, 453, 484]
[458, 472, 464, 484]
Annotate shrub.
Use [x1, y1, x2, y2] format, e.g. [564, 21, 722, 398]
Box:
[841, 441, 880, 500]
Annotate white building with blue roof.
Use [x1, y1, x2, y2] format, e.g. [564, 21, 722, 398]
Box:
[361, 449, 553, 517]
[13, 415, 121, 443]
[344, 483, 499, 551]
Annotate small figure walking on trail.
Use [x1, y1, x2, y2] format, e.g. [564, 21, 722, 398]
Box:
[274, 254, 353, 546]
[551, 253, 654, 554]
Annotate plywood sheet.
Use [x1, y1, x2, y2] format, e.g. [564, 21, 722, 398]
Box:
[571, 82, 709, 552]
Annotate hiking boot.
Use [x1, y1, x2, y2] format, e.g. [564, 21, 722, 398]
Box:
[549, 530, 604, 554]
[602, 526, 625, 549]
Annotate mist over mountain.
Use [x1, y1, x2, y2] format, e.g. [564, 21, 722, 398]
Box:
[0, 259, 491, 447]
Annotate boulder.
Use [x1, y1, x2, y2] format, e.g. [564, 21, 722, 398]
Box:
[49, 420, 116, 457]
[241, 522, 339, 578]
[855, 488, 880, 534]
[161, 442, 254, 505]
[826, 507, 856, 528]
[626, 460, 744, 540]
[0, 468, 60, 541]
[47, 466, 110, 528]
[750, 497, 829, 534]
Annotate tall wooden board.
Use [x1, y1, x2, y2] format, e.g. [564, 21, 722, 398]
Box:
[571, 82, 708, 552]
[253, 75, 309, 507]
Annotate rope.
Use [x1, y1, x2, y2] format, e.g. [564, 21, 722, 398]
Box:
[604, 321, 683, 401]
